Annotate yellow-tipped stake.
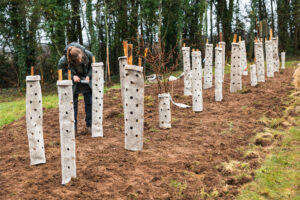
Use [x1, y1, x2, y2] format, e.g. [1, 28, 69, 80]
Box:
[92, 56, 95, 63]
[206, 39, 208, 44]
[138, 57, 142, 67]
[128, 44, 133, 65]
[123, 40, 128, 57]
[31, 66, 34, 76]
[144, 48, 148, 57]
[58, 69, 62, 81]
[233, 34, 237, 43]
[219, 43, 222, 48]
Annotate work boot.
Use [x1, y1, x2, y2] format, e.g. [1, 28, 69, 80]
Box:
[85, 127, 91, 135]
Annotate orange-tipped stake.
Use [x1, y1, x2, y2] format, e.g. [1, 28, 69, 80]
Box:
[192, 48, 195, 52]
[144, 48, 148, 57]
[220, 43, 222, 48]
[128, 44, 133, 65]
[183, 43, 186, 47]
[233, 34, 237, 43]
[31, 66, 34, 76]
[206, 39, 208, 44]
[58, 69, 62, 81]
[138, 57, 142, 66]
[92, 56, 95, 63]
[239, 36, 241, 42]
[269, 28, 273, 40]
[68, 70, 71, 80]
[123, 40, 128, 57]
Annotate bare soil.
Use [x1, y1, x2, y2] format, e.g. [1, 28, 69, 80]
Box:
[0, 69, 294, 199]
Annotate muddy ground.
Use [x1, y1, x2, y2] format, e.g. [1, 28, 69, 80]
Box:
[0, 68, 294, 199]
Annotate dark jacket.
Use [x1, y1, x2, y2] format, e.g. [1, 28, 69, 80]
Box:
[58, 42, 93, 94]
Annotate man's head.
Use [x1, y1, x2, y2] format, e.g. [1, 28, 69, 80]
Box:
[67, 46, 84, 67]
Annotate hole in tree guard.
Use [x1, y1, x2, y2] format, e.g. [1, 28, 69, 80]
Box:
[66, 112, 68, 115]
[30, 85, 32, 87]
[130, 81, 134, 84]
[67, 148, 69, 151]
[130, 112, 133, 115]
[30, 101, 32, 104]
[68, 166, 70, 169]
[136, 135, 138, 137]
[136, 74, 139, 77]
[130, 127, 133, 130]
[136, 119, 138, 122]
[126, 88, 128, 91]
[35, 93, 37, 96]
[126, 73, 129, 76]
[136, 104, 139, 107]
[136, 89, 139, 92]
[130, 96, 133, 99]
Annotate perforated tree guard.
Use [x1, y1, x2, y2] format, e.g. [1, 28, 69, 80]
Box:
[92, 62, 104, 137]
[204, 44, 213, 89]
[239, 40, 248, 76]
[26, 75, 46, 166]
[281, 52, 286, 69]
[192, 51, 203, 111]
[118, 56, 127, 107]
[266, 40, 274, 77]
[250, 64, 258, 87]
[158, 93, 171, 129]
[57, 80, 76, 184]
[215, 47, 223, 101]
[182, 47, 192, 96]
[272, 37, 280, 72]
[230, 42, 242, 92]
[124, 65, 144, 151]
[255, 41, 265, 82]
[219, 42, 226, 82]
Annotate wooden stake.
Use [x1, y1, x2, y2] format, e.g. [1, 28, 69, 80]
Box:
[123, 40, 128, 57]
[239, 36, 241, 42]
[144, 48, 148, 57]
[107, 47, 111, 81]
[68, 70, 71, 80]
[183, 43, 186, 47]
[31, 66, 34, 76]
[58, 69, 62, 81]
[233, 34, 237, 43]
[206, 39, 208, 44]
[220, 32, 223, 42]
[269, 28, 273, 40]
[192, 48, 195, 52]
[219, 43, 222, 48]
[128, 44, 133, 65]
[92, 56, 95, 63]
[138, 57, 142, 66]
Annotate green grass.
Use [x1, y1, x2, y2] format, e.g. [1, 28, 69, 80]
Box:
[237, 125, 300, 200]
[0, 95, 59, 128]
[0, 83, 121, 128]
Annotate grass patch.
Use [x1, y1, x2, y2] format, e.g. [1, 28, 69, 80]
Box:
[237, 126, 300, 200]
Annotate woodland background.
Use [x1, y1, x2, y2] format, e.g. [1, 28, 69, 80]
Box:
[0, 0, 299, 88]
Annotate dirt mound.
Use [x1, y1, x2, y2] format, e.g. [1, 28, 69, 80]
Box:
[0, 69, 294, 199]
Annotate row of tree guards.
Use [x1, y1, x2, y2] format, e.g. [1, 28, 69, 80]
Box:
[25, 30, 286, 185]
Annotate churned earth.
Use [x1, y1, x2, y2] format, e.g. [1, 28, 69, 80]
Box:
[0, 68, 294, 199]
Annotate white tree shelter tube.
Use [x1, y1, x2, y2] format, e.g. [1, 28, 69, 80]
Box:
[250, 64, 258, 87]
[26, 75, 46, 165]
[57, 80, 76, 185]
[118, 56, 127, 107]
[272, 37, 280, 72]
[240, 40, 248, 76]
[266, 40, 274, 78]
[230, 42, 242, 92]
[255, 41, 265, 82]
[219, 42, 226, 82]
[204, 44, 213, 89]
[158, 93, 171, 129]
[92, 62, 104, 137]
[215, 47, 223, 101]
[182, 47, 192, 96]
[124, 65, 144, 151]
[192, 51, 203, 112]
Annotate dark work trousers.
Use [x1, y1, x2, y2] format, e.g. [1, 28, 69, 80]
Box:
[73, 91, 92, 129]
